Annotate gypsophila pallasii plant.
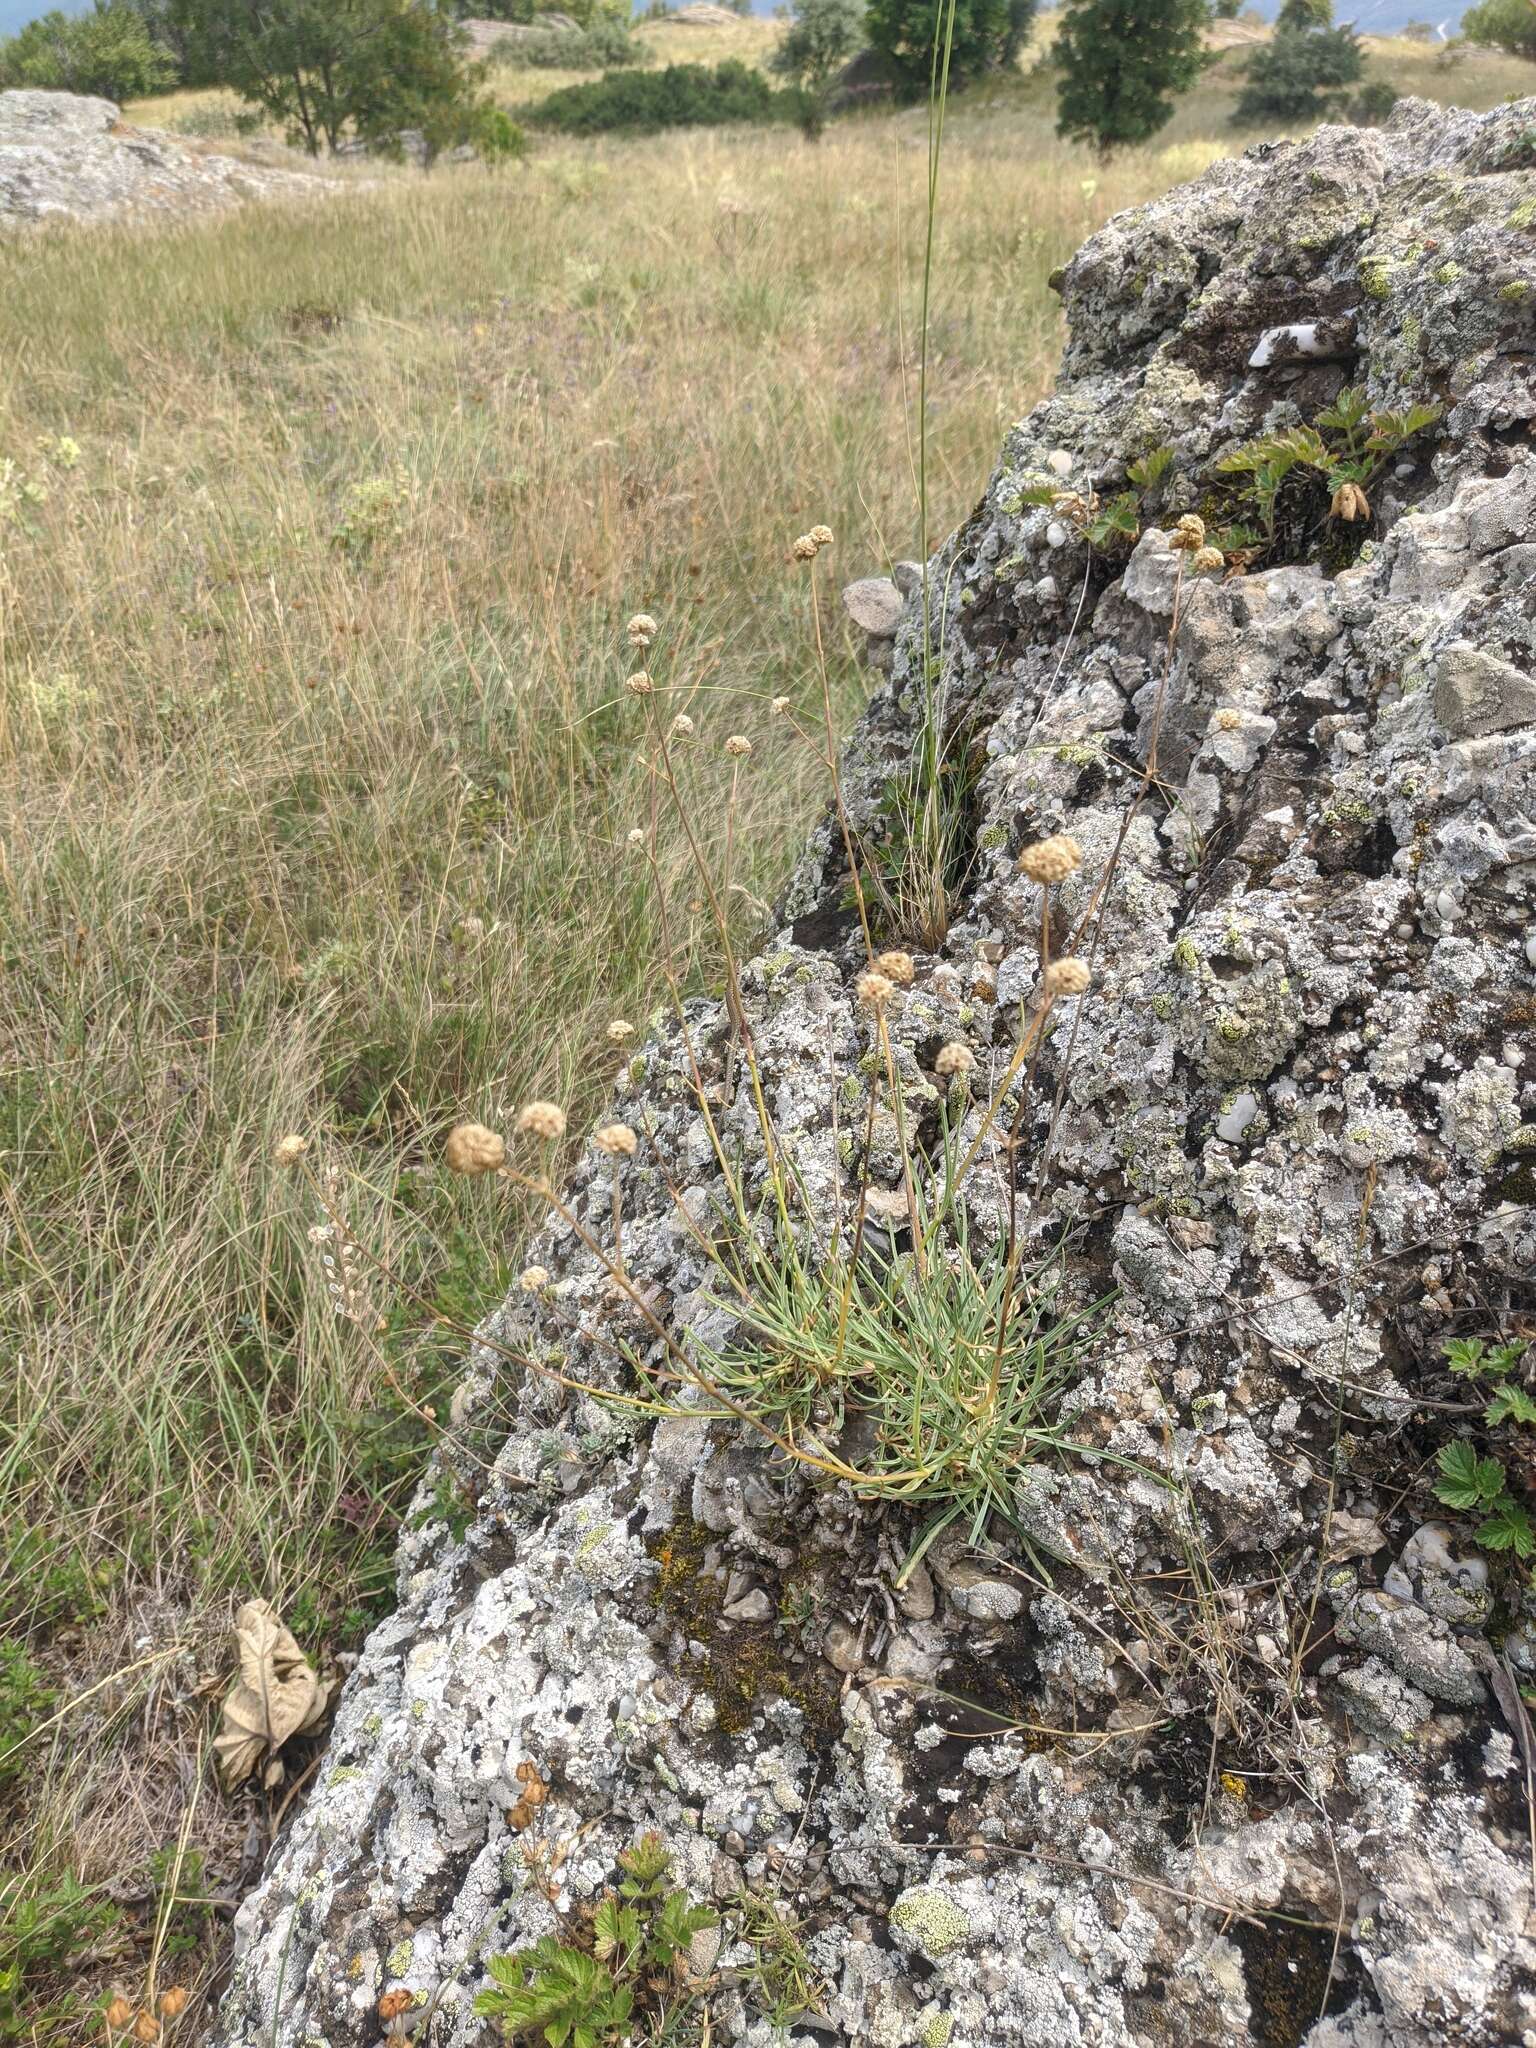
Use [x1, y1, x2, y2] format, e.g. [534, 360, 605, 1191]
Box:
[267, 527, 1247, 1583]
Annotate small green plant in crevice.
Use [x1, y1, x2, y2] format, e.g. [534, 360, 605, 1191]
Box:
[1013, 442, 1173, 553]
[699, 1201, 1118, 1582]
[146, 1846, 213, 1962]
[1434, 1336, 1536, 1560]
[730, 1887, 822, 2031]
[476, 1834, 718, 2048]
[860, 711, 987, 950]
[1209, 388, 1440, 565]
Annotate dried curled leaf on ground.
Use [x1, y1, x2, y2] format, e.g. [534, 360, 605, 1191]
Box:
[215, 1600, 332, 1791]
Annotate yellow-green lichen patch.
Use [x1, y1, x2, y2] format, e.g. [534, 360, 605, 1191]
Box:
[889, 1888, 971, 1959]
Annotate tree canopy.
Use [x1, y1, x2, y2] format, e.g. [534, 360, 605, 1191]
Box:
[1054, 0, 1207, 156]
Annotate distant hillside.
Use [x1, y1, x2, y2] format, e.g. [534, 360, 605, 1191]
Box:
[0, 0, 1485, 61]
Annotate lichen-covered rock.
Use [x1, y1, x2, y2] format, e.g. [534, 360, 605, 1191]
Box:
[215, 101, 1536, 2048]
[0, 89, 348, 230]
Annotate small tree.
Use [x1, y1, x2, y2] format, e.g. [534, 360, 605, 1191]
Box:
[188, 0, 501, 158]
[1232, 18, 1362, 125]
[771, 0, 864, 130]
[864, 0, 1036, 100]
[1054, 0, 1207, 156]
[0, 2, 178, 100]
[1461, 0, 1536, 61]
[1275, 0, 1332, 28]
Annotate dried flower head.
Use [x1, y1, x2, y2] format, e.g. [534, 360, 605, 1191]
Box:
[791, 534, 819, 561]
[808, 524, 834, 548]
[670, 713, 694, 738]
[1018, 834, 1082, 884]
[934, 1041, 975, 1079]
[874, 949, 915, 987]
[516, 1101, 567, 1142]
[272, 1133, 309, 1168]
[444, 1122, 506, 1177]
[606, 1019, 635, 1044]
[856, 970, 894, 1008]
[626, 612, 658, 646]
[1052, 489, 1095, 526]
[132, 2016, 159, 2046]
[520, 1265, 549, 1293]
[1330, 481, 1370, 523]
[724, 734, 752, 759]
[771, 695, 791, 715]
[158, 1990, 189, 2021]
[1191, 545, 1225, 572]
[1043, 958, 1092, 998]
[625, 670, 654, 696]
[378, 1992, 414, 2023]
[106, 1999, 135, 2031]
[626, 827, 646, 850]
[594, 1122, 638, 1158]
[1169, 513, 1206, 553]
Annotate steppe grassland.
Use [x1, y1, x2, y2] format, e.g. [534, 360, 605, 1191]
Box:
[3, 21, 1534, 2034]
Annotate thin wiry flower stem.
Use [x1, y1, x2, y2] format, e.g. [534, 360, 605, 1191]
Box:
[874, 1005, 926, 1280]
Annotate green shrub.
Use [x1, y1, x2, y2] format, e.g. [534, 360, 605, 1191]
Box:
[477, 1835, 718, 2048]
[770, 0, 864, 135]
[494, 16, 645, 66]
[0, 1645, 56, 1794]
[1461, 0, 1536, 61]
[1054, 0, 1208, 157]
[1232, 23, 1364, 126]
[530, 59, 801, 134]
[165, 93, 267, 137]
[0, 4, 178, 100]
[864, 0, 1035, 100]
[1350, 78, 1399, 126]
[0, 1872, 120, 2042]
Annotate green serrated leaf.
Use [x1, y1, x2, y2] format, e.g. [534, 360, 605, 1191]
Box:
[1316, 387, 1369, 433]
[1127, 444, 1173, 489]
[1435, 1439, 1506, 1510]
[1443, 1337, 1489, 1380]
[1478, 1501, 1536, 1557]
[1486, 1386, 1536, 1429]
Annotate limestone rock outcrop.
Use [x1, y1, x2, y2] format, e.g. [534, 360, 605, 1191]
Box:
[0, 90, 346, 230]
[216, 99, 1536, 2048]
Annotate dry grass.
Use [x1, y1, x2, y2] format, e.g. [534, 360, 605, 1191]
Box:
[2, 32, 1530, 2040]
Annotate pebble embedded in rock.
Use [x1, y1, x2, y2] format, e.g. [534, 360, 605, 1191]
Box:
[723, 1586, 774, 1624]
[1216, 1092, 1259, 1144]
[823, 1619, 864, 1673]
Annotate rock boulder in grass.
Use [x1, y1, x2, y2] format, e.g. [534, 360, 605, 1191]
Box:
[0, 90, 345, 230]
[214, 102, 1536, 2048]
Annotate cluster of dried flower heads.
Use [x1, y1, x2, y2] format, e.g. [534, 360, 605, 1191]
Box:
[104, 1987, 188, 2043]
[1169, 512, 1225, 574]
